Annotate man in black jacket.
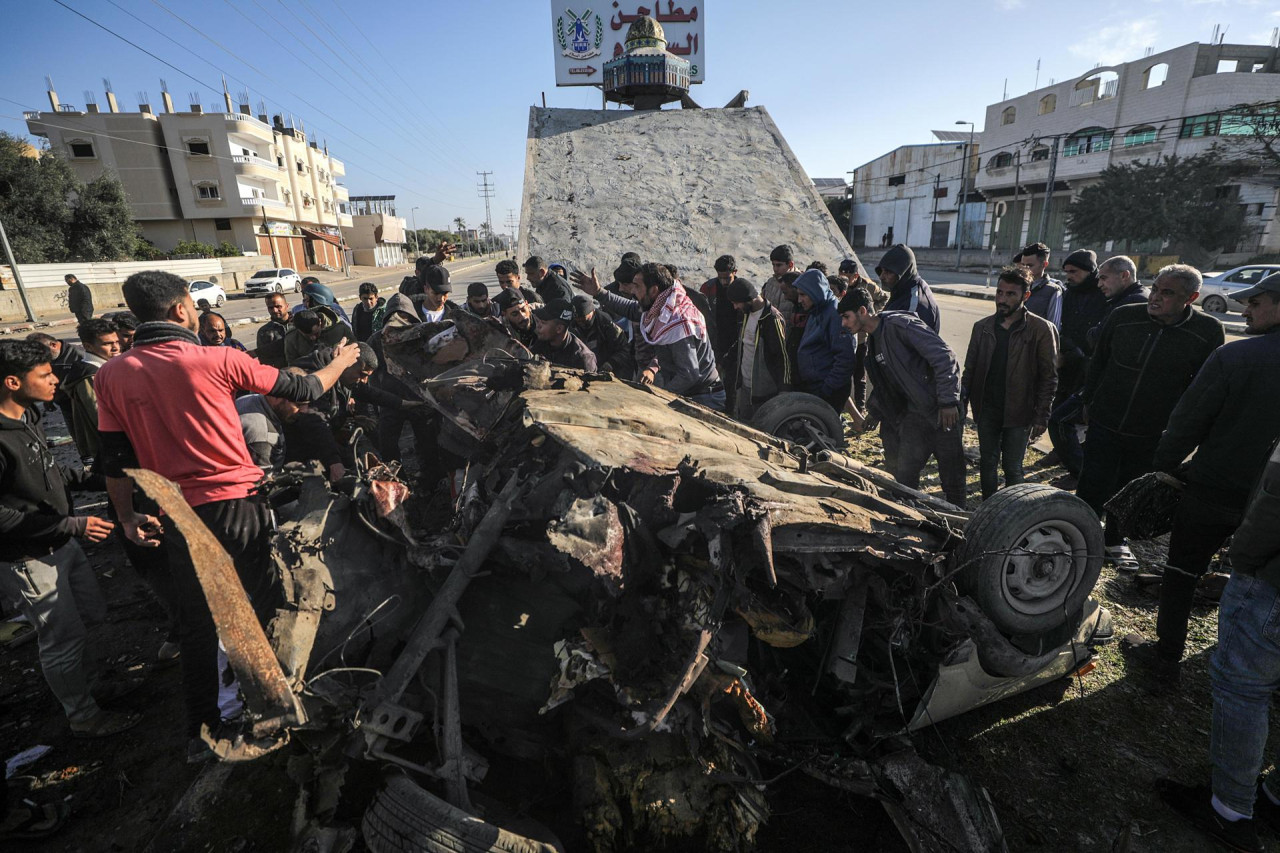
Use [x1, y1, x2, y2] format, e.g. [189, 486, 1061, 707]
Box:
[1126, 273, 1280, 681]
[1155, 429, 1280, 852]
[255, 293, 290, 368]
[66, 275, 93, 323]
[1047, 250, 1107, 479]
[496, 288, 537, 349]
[1087, 255, 1147, 350]
[495, 259, 541, 305]
[876, 245, 940, 333]
[531, 299, 597, 371]
[572, 295, 633, 378]
[1078, 264, 1223, 567]
[0, 340, 139, 738]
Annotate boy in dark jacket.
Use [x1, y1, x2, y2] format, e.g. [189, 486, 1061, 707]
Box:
[1079, 264, 1223, 566]
[840, 287, 966, 508]
[794, 269, 857, 413]
[727, 278, 790, 420]
[0, 340, 139, 738]
[350, 282, 387, 341]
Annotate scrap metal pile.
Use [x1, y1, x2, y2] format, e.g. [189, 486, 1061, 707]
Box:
[151, 311, 1108, 852]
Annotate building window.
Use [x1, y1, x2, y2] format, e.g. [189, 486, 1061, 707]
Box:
[1180, 113, 1220, 139]
[69, 140, 95, 158]
[1030, 145, 1050, 162]
[886, 174, 906, 186]
[1143, 63, 1168, 89]
[1124, 126, 1158, 147]
[296, 161, 305, 174]
[989, 152, 1014, 169]
[1001, 106, 1016, 126]
[1217, 59, 1238, 74]
[1070, 71, 1118, 107]
[1064, 127, 1112, 156]
[196, 183, 220, 200]
[187, 140, 211, 156]
[1038, 94, 1056, 115]
[933, 186, 949, 199]
[214, 218, 232, 230]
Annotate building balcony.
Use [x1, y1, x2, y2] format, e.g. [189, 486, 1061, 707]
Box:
[233, 153, 282, 174]
[337, 212, 353, 228]
[241, 195, 288, 211]
[328, 157, 345, 177]
[224, 113, 275, 141]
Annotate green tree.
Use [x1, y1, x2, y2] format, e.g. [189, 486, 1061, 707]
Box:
[0, 132, 77, 262]
[824, 196, 851, 240]
[215, 241, 243, 257]
[172, 239, 217, 257]
[1067, 152, 1250, 266]
[69, 173, 144, 261]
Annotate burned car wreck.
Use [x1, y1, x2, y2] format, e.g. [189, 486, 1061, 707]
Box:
[139, 311, 1110, 852]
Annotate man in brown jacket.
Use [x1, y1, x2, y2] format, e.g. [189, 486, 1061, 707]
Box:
[962, 266, 1059, 500]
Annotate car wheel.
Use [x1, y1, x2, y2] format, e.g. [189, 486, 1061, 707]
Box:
[275, 283, 283, 294]
[956, 483, 1103, 637]
[750, 392, 843, 451]
[1202, 295, 1227, 314]
[216, 295, 225, 307]
[362, 775, 559, 853]
[293, 280, 302, 293]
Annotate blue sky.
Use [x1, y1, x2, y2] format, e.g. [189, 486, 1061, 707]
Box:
[2, 0, 1277, 230]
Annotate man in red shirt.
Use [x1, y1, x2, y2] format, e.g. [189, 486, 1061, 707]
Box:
[96, 270, 359, 760]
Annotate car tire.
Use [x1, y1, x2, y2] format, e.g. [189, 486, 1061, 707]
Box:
[293, 280, 302, 293]
[956, 483, 1103, 637]
[750, 392, 843, 451]
[216, 295, 225, 307]
[1202, 295, 1227, 314]
[275, 283, 283, 294]
[362, 775, 559, 853]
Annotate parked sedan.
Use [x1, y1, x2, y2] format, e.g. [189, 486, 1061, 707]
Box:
[1198, 264, 1280, 314]
[188, 279, 227, 308]
[245, 268, 303, 295]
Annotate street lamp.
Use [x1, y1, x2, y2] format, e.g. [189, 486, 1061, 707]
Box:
[955, 120, 976, 269]
[410, 206, 420, 259]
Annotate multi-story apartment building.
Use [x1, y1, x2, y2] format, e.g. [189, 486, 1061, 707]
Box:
[847, 132, 983, 251]
[24, 83, 354, 270]
[342, 195, 407, 268]
[975, 42, 1280, 259]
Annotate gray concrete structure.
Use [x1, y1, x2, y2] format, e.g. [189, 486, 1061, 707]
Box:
[519, 106, 865, 284]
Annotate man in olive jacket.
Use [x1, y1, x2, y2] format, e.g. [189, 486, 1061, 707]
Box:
[962, 267, 1058, 500]
[1079, 264, 1223, 563]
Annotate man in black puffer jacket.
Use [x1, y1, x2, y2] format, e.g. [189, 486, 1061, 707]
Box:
[1047, 249, 1108, 478]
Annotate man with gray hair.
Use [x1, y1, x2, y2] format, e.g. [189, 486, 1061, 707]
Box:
[1087, 256, 1147, 350]
[1079, 263, 1224, 569]
[1125, 271, 1280, 684]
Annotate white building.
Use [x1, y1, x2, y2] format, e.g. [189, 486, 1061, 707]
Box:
[847, 132, 982, 251]
[342, 195, 407, 267]
[975, 41, 1280, 259]
[25, 82, 354, 270]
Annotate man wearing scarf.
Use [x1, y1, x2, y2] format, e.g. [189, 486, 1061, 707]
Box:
[571, 262, 725, 411]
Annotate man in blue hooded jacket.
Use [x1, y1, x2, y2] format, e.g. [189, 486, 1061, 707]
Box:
[794, 270, 857, 413]
[290, 280, 352, 325]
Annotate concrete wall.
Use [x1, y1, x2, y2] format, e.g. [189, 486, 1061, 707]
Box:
[520, 106, 867, 284]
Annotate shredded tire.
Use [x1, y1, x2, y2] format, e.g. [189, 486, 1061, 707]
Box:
[957, 483, 1104, 637]
[362, 775, 559, 853]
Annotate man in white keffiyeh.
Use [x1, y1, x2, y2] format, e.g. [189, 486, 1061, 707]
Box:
[570, 262, 725, 411]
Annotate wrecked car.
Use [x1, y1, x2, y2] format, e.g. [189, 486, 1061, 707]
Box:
[138, 310, 1109, 852]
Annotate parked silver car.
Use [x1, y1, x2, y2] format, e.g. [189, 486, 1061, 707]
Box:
[244, 268, 302, 295]
[1198, 264, 1280, 314]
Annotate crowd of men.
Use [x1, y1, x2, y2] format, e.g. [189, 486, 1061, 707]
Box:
[3, 240, 1280, 850]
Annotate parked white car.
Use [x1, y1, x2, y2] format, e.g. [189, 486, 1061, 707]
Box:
[1197, 264, 1280, 314]
[244, 268, 303, 295]
[188, 279, 227, 308]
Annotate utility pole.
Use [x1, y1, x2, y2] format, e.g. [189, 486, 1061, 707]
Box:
[955, 120, 976, 269]
[846, 169, 856, 247]
[1037, 135, 1061, 245]
[1010, 150, 1023, 256]
[476, 171, 495, 258]
[410, 206, 421, 258]
[505, 209, 518, 256]
[0, 216, 36, 323]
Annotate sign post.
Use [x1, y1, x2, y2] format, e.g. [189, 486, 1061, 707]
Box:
[550, 1, 705, 87]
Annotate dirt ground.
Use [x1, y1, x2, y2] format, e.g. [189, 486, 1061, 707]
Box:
[1, 413, 1268, 852]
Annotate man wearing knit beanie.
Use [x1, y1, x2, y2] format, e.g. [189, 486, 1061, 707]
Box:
[1046, 248, 1107, 482]
[727, 277, 790, 419]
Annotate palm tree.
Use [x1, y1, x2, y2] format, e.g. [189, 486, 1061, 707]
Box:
[452, 217, 468, 255]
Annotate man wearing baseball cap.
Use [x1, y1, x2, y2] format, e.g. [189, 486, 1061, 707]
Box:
[572, 295, 633, 378]
[419, 266, 460, 323]
[531, 299, 597, 371]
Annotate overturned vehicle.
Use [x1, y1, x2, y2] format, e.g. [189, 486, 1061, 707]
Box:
[145, 311, 1110, 852]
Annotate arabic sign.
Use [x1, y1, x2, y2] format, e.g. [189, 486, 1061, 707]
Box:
[551, 0, 704, 86]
